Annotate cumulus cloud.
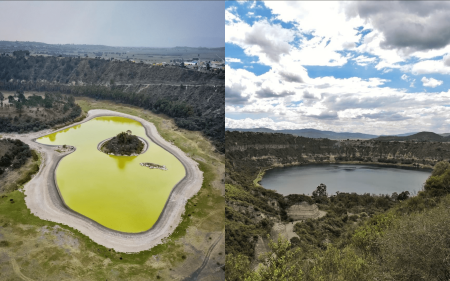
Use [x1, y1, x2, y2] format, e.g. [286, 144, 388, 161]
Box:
[444, 54, 450, 66]
[303, 90, 318, 99]
[225, 1, 450, 134]
[410, 57, 450, 75]
[347, 2, 450, 54]
[225, 83, 249, 105]
[226, 15, 295, 64]
[278, 71, 304, 83]
[255, 88, 295, 98]
[421, 77, 443, 88]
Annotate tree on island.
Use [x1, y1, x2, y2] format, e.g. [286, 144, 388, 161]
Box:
[102, 131, 144, 156]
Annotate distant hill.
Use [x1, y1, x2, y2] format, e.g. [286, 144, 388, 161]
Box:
[226, 128, 450, 142]
[227, 128, 377, 140]
[374, 131, 450, 142]
[226, 128, 418, 140]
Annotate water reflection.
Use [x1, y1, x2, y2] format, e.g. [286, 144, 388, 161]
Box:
[110, 155, 137, 169]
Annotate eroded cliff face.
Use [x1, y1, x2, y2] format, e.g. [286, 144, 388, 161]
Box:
[225, 131, 448, 224]
[226, 131, 449, 183]
[0, 56, 224, 86]
[0, 56, 225, 150]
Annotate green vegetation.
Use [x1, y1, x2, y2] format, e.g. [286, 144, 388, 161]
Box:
[0, 91, 82, 133]
[102, 131, 144, 156]
[226, 161, 450, 281]
[0, 138, 33, 178]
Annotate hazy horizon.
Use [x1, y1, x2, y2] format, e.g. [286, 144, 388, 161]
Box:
[0, 1, 225, 48]
[0, 39, 225, 49]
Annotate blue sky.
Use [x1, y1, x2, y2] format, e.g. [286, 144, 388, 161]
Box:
[225, 1, 450, 135]
[0, 1, 224, 47]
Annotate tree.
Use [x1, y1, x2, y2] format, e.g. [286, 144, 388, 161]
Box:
[424, 161, 450, 194]
[17, 92, 26, 103]
[312, 183, 328, 198]
[312, 183, 328, 203]
[0, 92, 4, 106]
[8, 95, 14, 104]
[397, 191, 410, 201]
[432, 161, 450, 177]
[15, 102, 23, 113]
[67, 95, 75, 107]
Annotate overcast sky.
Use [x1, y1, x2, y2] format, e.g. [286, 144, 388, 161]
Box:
[0, 1, 224, 48]
[226, 1, 450, 135]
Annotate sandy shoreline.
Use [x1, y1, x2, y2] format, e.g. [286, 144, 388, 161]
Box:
[1, 109, 203, 253]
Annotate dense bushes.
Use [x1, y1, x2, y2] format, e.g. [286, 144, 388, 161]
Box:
[424, 161, 450, 194]
[0, 138, 32, 175]
[102, 132, 144, 156]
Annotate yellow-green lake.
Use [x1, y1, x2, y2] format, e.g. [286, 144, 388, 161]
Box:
[37, 116, 185, 233]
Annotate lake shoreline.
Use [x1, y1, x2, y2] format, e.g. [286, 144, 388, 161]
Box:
[1, 109, 204, 253]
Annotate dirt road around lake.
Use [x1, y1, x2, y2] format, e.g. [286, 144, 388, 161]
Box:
[1, 109, 203, 253]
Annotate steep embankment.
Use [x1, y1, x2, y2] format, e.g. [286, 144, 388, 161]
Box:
[0, 56, 224, 151]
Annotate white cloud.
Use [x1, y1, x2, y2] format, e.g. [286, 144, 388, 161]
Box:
[225, 58, 242, 63]
[353, 55, 377, 66]
[421, 77, 443, 88]
[401, 74, 408, 81]
[410, 58, 450, 75]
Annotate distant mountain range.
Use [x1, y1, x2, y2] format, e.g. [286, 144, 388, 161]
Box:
[226, 128, 450, 141]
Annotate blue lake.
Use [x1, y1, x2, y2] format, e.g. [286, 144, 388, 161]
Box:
[260, 164, 431, 196]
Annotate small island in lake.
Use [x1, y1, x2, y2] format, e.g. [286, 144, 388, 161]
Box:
[101, 131, 145, 156]
[140, 162, 167, 171]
